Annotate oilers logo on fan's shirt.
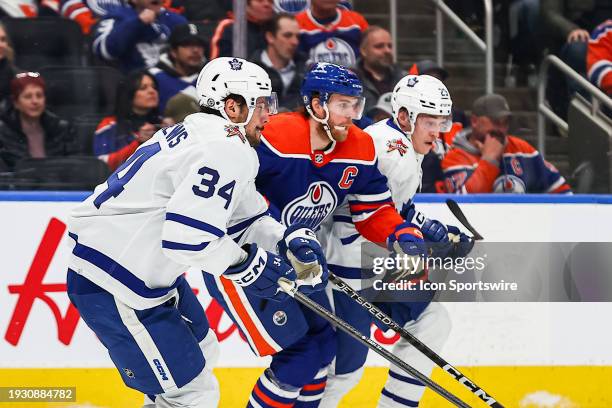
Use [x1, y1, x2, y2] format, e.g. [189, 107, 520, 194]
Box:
[308, 37, 356, 67]
[281, 182, 338, 229]
[493, 174, 527, 193]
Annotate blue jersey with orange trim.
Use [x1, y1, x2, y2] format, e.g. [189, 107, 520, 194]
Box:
[295, 7, 368, 67]
[256, 112, 403, 245]
[441, 129, 571, 194]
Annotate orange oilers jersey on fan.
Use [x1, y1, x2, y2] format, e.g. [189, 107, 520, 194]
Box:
[587, 19, 612, 95]
[441, 129, 571, 194]
[295, 7, 368, 67]
[255, 112, 403, 245]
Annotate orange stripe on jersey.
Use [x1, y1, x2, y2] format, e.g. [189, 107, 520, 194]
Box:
[349, 201, 392, 213]
[219, 277, 277, 356]
[354, 206, 403, 245]
[262, 113, 377, 162]
[395, 227, 423, 239]
[95, 116, 117, 133]
[504, 135, 537, 154]
[551, 183, 571, 194]
[302, 382, 327, 391]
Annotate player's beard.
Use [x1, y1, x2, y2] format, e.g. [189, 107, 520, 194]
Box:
[245, 126, 264, 147]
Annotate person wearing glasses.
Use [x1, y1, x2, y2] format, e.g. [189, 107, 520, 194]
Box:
[0, 72, 77, 171]
[93, 70, 162, 171]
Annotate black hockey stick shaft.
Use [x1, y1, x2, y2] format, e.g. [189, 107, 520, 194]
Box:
[277, 279, 471, 408]
[329, 274, 504, 407]
[446, 199, 484, 240]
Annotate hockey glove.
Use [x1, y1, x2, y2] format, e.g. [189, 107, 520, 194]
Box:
[386, 222, 428, 282]
[224, 243, 297, 302]
[277, 224, 328, 294]
[446, 225, 475, 258]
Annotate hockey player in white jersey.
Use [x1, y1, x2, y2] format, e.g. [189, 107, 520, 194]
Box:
[320, 74, 473, 407]
[66, 57, 328, 408]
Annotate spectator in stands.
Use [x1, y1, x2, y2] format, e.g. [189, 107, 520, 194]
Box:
[0, 23, 17, 111]
[0, 72, 77, 170]
[365, 91, 392, 123]
[93, 0, 186, 72]
[587, 19, 611, 97]
[163, 92, 198, 124]
[541, 0, 612, 119]
[251, 13, 306, 111]
[149, 23, 206, 112]
[0, 0, 58, 17]
[94, 70, 161, 171]
[61, 0, 126, 35]
[209, 0, 274, 59]
[296, 0, 368, 67]
[441, 93, 571, 194]
[355, 26, 404, 114]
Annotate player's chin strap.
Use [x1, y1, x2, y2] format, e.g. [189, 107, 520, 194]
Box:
[306, 104, 336, 143]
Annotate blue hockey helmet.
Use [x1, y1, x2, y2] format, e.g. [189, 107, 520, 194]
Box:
[300, 62, 364, 107]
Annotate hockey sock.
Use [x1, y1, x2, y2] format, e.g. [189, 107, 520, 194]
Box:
[248, 368, 300, 408]
[294, 366, 328, 407]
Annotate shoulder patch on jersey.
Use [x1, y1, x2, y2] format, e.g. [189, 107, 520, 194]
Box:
[386, 138, 409, 156]
[225, 124, 246, 143]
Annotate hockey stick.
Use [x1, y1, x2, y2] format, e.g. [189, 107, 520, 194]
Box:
[329, 273, 504, 407]
[277, 278, 471, 408]
[446, 199, 484, 240]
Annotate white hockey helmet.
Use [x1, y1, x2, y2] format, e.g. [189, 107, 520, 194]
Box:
[196, 57, 278, 124]
[391, 74, 453, 135]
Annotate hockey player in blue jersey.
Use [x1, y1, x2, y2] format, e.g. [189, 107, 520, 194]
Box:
[319, 74, 474, 407]
[204, 62, 430, 407]
[66, 57, 327, 408]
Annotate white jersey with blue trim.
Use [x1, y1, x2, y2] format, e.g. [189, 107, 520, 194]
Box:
[321, 118, 423, 289]
[68, 113, 285, 309]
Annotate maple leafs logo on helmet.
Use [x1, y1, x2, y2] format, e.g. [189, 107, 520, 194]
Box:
[406, 77, 419, 87]
[228, 58, 243, 71]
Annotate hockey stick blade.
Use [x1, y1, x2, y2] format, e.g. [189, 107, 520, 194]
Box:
[277, 278, 471, 408]
[329, 274, 504, 408]
[446, 199, 484, 240]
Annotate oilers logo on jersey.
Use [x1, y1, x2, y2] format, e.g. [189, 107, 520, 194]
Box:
[493, 174, 527, 193]
[281, 182, 338, 229]
[308, 37, 357, 67]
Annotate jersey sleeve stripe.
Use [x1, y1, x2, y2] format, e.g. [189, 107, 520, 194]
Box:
[161, 240, 210, 251]
[339, 233, 361, 245]
[165, 212, 225, 237]
[332, 215, 353, 223]
[69, 233, 182, 298]
[349, 201, 394, 215]
[349, 191, 392, 202]
[227, 211, 268, 235]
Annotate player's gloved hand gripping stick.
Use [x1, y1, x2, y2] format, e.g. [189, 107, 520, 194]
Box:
[277, 224, 328, 293]
[224, 243, 297, 302]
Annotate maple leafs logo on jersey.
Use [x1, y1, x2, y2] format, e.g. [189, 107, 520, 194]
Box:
[228, 58, 243, 70]
[225, 124, 246, 143]
[387, 138, 409, 156]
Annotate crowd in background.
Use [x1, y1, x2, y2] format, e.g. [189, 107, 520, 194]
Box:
[0, 0, 609, 193]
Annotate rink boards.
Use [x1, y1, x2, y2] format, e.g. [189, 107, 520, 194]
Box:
[1, 192, 612, 407]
